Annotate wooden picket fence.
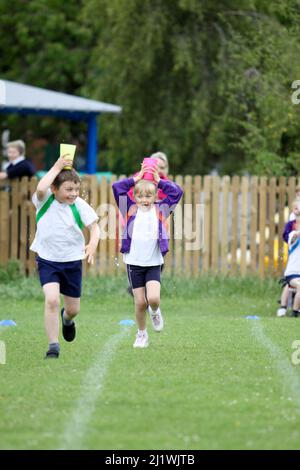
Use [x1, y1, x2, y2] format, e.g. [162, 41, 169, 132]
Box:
[0, 175, 296, 278]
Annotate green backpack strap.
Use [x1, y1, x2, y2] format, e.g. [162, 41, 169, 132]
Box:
[69, 203, 84, 229]
[36, 193, 84, 229]
[36, 194, 55, 224]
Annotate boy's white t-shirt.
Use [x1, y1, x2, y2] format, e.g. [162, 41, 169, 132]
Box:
[30, 189, 98, 262]
[123, 206, 164, 267]
[284, 228, 300, 277]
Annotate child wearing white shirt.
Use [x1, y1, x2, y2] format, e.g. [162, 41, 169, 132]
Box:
[30, 156, 100, 359]
[113, 163, 183, 348]
[278, 200, 300, 317]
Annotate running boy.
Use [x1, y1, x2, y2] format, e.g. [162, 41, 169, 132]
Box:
[112, 163, 183, 348]
[30, 156, 100, 358]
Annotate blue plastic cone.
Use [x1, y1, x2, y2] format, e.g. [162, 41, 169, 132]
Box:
[119, 319, 135, 326]
[0, 320, 17, 327]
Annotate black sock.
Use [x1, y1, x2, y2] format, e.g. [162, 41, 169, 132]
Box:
[49, 342, 60, 352]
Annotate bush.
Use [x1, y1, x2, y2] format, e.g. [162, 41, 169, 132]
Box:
[0, 259, 24, 283]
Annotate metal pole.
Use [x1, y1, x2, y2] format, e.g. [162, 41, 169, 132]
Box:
[86, 114, 98, 174]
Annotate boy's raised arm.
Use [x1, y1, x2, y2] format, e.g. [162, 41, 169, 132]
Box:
[36, 156, 72, 201]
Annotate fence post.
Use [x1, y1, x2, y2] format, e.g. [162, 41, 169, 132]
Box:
[230, 175, 240, 275]
[11, 179, 19, 260]
[88, 175, 99, 276]
[98, 176, 108, 276]
[240, 176, 249, 277]
[203, 175, 211, 272]
[278, 177, 286, 275]
[108, 175, 117, 275]
[258, 177, 267, 279]
[183, 175, 192, 276]
[0, 191, 9, 266]
[221, 176, 230, 274]
[192, 175, 202, 277]
[211, 176, 220, 273]
[268, 177, 276, 277]
[174, 175, 183, 275]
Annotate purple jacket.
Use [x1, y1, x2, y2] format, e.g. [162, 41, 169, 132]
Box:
[112, 177, 183, 256]
[283, 220, 295, 243]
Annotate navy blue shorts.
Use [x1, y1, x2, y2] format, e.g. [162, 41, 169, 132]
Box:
[36, 256, 82, 298]
[285, 275, 300, 282]
[126, 264, 161, 289]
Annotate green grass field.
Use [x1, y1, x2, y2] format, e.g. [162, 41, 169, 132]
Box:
[1, 274, 300, 450]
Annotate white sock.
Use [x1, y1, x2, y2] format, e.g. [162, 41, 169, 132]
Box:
[138, 329, 147, 335]
[150, 307, 159, 314]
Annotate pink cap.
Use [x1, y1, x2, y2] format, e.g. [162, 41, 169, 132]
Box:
[143, 157, 158, 181]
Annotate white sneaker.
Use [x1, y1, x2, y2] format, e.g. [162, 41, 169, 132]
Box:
[133, 331, 149, 348]
[277, 307, 287, 317]
[148, 306, 164, 332]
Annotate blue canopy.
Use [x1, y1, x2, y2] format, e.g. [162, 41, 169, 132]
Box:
[0, 79, 122, 173]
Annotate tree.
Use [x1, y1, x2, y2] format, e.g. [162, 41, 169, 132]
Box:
[1, 0, 300, 175]
[82, 0, 300, 175]
[0, 0, 91, 159]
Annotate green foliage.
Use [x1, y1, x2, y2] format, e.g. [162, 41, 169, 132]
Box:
[0, 0, 91, 151]
[1, 0, 300, 174]
[208, 1, 300, 174]
[0, 272, 279, 300]
[0, 0, 91, 90]
[248, 151, 287, 176]
[0, 259, 24, 283]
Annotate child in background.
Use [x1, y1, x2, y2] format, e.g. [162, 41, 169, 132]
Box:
[30, 156, 100, 358]
[277, 200, 300, 317]
[289, 185, 300, 221]
[113, 162, 183, 348]
[0, 140, 35, 180]
[127, 152, 170, 202]
[153, 151, 169, 178]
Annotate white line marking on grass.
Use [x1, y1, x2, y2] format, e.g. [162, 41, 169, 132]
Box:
[251, 320, 300, 408]
[59, 328, 128, 450]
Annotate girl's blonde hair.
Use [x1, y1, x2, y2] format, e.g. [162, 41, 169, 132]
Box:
[292, 199, 300, 210]
[150, 151, 169, 174]
[133, 179, 157, 197]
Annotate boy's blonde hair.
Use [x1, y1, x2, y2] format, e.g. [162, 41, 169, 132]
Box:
[134, 179, 157, 197]
[150, 151, 169, 174]
[7, 139, 25, 155]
